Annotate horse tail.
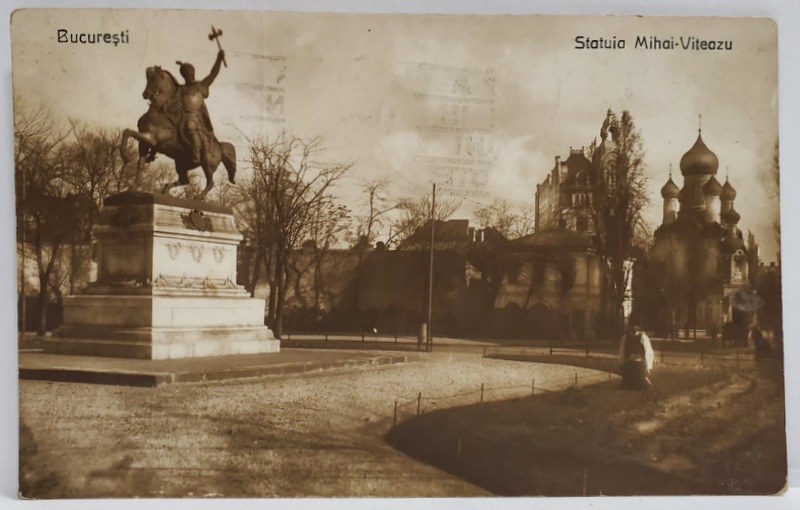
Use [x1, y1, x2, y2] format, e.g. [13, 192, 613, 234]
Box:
[220, 142, 237, 184]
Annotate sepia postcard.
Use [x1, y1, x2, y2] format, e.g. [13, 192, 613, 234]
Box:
[11, 8, 786, 502]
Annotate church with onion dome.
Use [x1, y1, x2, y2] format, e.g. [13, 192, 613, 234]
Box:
[649, 124, 754, 338]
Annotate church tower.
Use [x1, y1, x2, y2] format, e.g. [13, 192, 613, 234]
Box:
[650, 117, 753, 337]
[677, 126, 719, 220]
[721, 173, 737, 220]
[660, 164, 680, 226]
[703, 175, 723, 223]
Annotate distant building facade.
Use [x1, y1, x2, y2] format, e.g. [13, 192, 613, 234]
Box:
[494, 228, 603, 340]
[498, 110, 631, 340]
[535, 148, 595, 236]
[261, 219, 505, 337]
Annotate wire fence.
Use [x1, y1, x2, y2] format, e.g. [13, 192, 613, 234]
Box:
[281, 331, 427, 351]
[391, 369, 618, 428]
[481, 345, 783, 371]
[284, 331, 413, 342]
[388, 343, 783, 429]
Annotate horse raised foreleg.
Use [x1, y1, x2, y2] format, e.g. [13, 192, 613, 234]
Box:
[121, 129, 157, 164]
[120, 129, 136, 163]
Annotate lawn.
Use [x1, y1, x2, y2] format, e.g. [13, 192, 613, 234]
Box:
[387, 362, 786, 496]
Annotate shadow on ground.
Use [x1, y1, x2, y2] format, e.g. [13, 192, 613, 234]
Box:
[19, 420, 61, 498]
[386, 365, 786, 496]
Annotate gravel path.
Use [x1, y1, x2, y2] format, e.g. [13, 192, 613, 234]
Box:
[20, 351, 606, 498]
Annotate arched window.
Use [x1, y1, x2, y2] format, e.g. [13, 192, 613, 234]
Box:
[606, 167, 616, 187]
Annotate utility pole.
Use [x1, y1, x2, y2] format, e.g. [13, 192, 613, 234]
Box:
[427, 183, 436, 352]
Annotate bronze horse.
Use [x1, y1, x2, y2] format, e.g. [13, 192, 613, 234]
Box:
[120, 66, 236, 200]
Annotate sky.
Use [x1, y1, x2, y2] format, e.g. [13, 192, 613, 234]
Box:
[10, 10, 779, 261]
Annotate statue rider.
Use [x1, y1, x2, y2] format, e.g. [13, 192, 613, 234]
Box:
[175, 49, 225, 166]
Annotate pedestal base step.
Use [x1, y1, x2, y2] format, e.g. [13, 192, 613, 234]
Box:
[19, 350, 416, 387]
[47, 327, 280, 360]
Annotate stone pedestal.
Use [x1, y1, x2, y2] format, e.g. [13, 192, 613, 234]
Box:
[48, 192, 279, 359]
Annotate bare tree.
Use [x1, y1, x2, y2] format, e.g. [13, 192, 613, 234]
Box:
[15, 105, 73, 334]
[473, 199, 535, 240]
[354, 178, 394, 245]
[59, 123, 132, 295]
[236, 135, 352, 337]
[286, 195, 351, 316]
[587, 110, 650, 336]
[386, 189, 462, 248]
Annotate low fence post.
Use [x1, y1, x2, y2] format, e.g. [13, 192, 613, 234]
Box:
[416, 392, 422, 415]
[325, 333, 328, 342]
[480, 383, 485, 403]
[574, 372, 578, 387]
[393, 400, 398, 427]
[362, 331, 365, 342]
[531, 377, 535, 396]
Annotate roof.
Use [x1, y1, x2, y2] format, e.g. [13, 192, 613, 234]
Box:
[721, 231, 746, 253]
[724, 206, 741, 225]
[560, 151, 593, 187]
[660, 177, 680, 198]
[680, 132, 719, 176]
[654, 215, 726, 240]
[511, 228, 592, 249]
[721, 179, 737, 201]
[399, 219, 507, 252]
[703, 175, 723, 195]
[401, 219, 470, 247]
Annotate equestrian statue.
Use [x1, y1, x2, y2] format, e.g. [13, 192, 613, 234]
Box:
[120, 27, 236, 201]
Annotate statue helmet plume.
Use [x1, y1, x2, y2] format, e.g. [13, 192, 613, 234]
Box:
[176, 61, 196, 82]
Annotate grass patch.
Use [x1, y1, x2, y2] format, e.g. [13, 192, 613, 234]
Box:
[387, 366, 786, 496]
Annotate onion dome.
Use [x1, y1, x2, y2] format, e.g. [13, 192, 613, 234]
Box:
[721, 179, 737, 201]
[721, 233, 745, 253]
[661, 177, 680, 198]
[703, 175, 723, 196]
[724, 206, 741, 225]
[680, 132, 719, 176]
